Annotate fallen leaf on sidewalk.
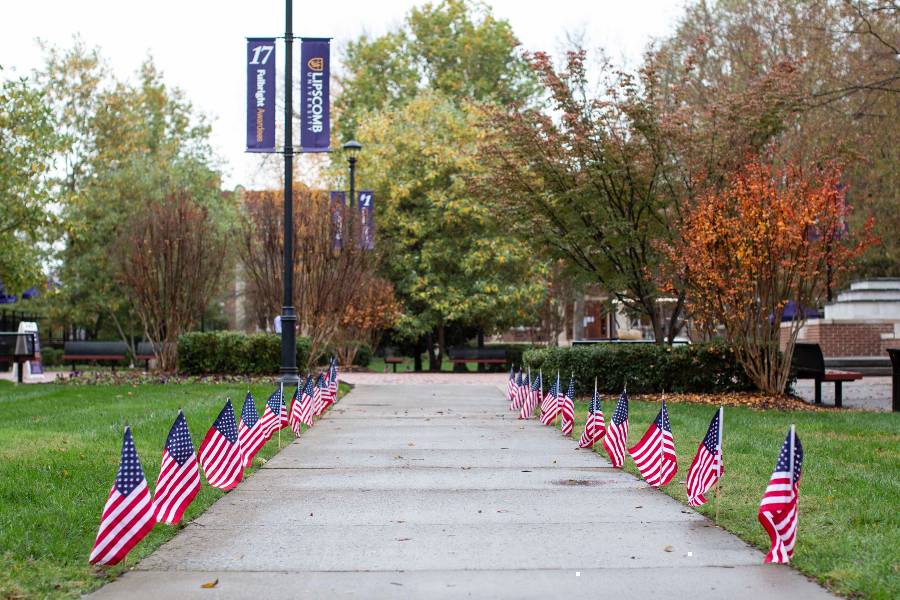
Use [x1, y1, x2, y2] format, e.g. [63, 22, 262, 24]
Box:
[200, 579, 218, 589]
[664, 545, 674, 552]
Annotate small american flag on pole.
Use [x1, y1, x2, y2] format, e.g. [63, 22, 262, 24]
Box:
[510, 370, 526, 411]
[560, 375, 575, 436]
[602, 387, 629, 468]
[628, 400, 678, 487]
[758, 425, 803, 564]
[238, 391, 266, 468]
[539, 371, 561, 426]
[325, 357, 339, 403]
[539, 371, 559, 420]
[288, 381, 304, 436]
[257, 386, 287, 439]
[506, 366, 516, 403]
[313, 372, 327, 416]
[686, 407, 723, 507]
[153, 411, 200, 525]
[578, 379, 605, 448]
[89, 427, 156, 565]
[199, 399, 244, 490]
[298, 375, 315, 427]
[518, 370, 541, 419]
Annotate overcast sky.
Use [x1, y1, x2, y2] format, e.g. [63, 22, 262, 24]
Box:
[3, 0, 686, 189]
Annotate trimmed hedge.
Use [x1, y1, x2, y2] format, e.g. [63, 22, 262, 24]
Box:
[523, 343, 756, 394]
[178, 332, 311, 375]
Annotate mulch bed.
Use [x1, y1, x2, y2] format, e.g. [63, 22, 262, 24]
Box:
[623, 391, 828, 412]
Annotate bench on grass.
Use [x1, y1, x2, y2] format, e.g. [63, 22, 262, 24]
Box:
[63, 341, 129, 371]
[447, 347, 507, 369]
[0, 332, 37, 383]
[791, 342, 863, 408]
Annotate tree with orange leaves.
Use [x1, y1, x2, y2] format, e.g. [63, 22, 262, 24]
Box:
[665, 158, 873, 394]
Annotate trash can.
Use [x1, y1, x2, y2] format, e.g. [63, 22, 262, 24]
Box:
[888, 348, 900, 413]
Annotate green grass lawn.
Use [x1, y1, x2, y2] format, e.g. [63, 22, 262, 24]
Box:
[562, 398, 900, 599]
[0, 380, 349, 599]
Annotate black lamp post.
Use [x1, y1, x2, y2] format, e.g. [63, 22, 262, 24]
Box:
[342, 140, 362, 208]
[279, 0, 299, 384]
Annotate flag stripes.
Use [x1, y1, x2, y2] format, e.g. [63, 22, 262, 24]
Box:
[199, 400, 243, 491]
[758, 426, 803, 563]
[89, 427, 156, 565]
[152, 411, 200, 525]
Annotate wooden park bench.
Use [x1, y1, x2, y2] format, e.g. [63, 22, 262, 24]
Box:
[791, 342, 863, 408]
[0, 332, 37, 383]
[447, 347, 507, 370]
[63, 341, 128, 371]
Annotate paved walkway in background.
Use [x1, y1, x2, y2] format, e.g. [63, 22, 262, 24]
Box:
[91, 383, 830, 599]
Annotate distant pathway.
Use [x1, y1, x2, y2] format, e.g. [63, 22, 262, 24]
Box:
[92, 382, 831, 599]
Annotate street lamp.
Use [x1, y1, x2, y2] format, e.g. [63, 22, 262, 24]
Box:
[342, 140, 362, 207]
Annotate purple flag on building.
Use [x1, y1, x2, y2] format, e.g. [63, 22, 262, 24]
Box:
[246, 38, 276, 152]
[300, 38, 330, 152]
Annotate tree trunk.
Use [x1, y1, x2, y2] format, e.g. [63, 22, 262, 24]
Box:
[436, 323, 446, 372]
[427, 331, 438, 371]
[414, 336, 424, 372]
[477, 329, 485, 373]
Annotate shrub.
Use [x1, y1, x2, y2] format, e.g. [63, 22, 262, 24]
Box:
[522, 343, 756, 395]
[40, 347, 63, 367]
[178, 332, 311, 375]
[353, 344, 372, 367]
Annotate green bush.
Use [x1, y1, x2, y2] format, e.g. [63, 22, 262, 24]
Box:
[353, 344, 372, 367]
[523, 342, 755, 394]
[39, 347, 63, 367]
[178, 331, 311, 375]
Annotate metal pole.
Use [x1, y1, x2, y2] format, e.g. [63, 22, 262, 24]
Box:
[279, 0, 299, 384]
[348, 156, 357, 208]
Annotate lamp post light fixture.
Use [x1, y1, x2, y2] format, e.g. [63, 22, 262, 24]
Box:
[342, 140, 362, 208]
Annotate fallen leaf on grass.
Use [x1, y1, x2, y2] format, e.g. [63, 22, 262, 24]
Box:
[200, 579, 218, 589]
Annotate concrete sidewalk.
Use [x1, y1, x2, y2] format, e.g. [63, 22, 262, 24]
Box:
[91, 384, 831, 599]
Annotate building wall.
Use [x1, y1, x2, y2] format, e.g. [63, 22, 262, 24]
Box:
[781, 319, 899, 356]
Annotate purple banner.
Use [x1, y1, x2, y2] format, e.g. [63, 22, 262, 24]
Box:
[300, 38, 330, 152]
[330, 191, 346, 251]
[358, 191, 374, 250]
[246, 38, 276, 152]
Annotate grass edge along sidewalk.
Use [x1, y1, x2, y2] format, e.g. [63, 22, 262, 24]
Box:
[0, 381, 349, 600]
[561, 397, 899, 600]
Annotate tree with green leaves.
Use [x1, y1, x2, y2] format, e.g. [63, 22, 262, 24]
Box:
[335, 0, 536, 138]
[0, 70, 61, 294]
[37, 42, 231, 350]
[355, 92, 545, 368]
[335, 0, 542, 368]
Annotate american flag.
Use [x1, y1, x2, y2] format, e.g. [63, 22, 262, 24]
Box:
[288, 381, 304, 436]
[298, 374, 315, 427]
[324, 358, 338, 404]
[89, 427, 156, 565]
[258, 386, 287, 439]
[560, 376, 575, 436]
[239, 391, 266, 468]
[539, 371, 561, 426]
[602, 388, 629, 467]
[509, 370, 524, 411]
[518, 371, 541, 419]
[539, 371, 559, 421]
[628, 400, 678, 487]
[578, 380, 605, 448]
[153, 411, 200, 525]
[758, 426, 803, 564]
[506, 366, 516, 404]
[686, 407, 723, 507]
[199, 399, 244, 490]
[313, 372, 327, 416]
